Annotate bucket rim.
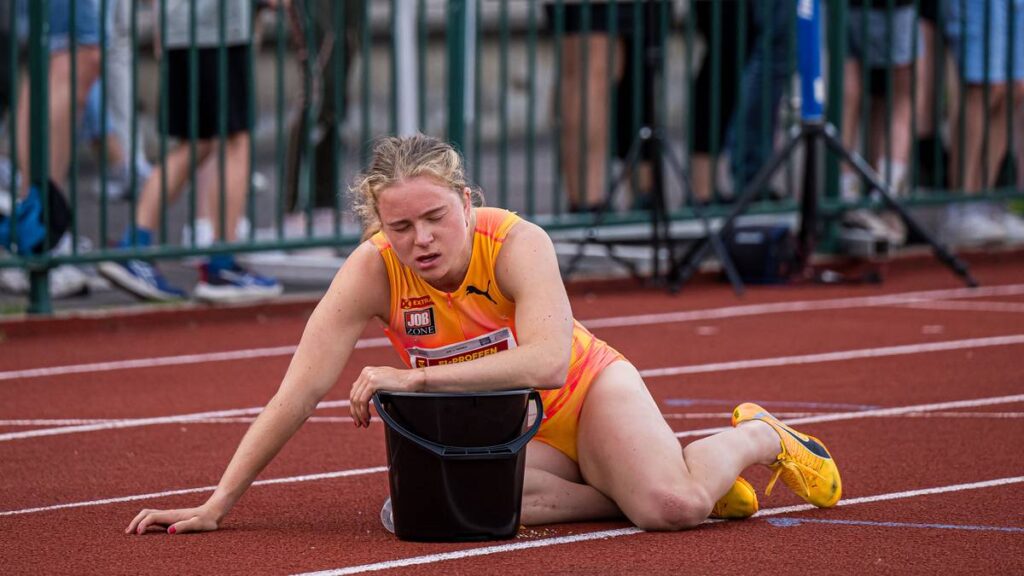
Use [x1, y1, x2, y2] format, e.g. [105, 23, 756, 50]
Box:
[375, 389, 534, 400]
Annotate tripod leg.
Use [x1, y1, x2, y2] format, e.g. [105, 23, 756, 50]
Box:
[820, 124, 978, 287]
[656, 136, 745, 296]
[669, 125, 807, 291]
[797, 126, 819, 272]
[561, 132, 647, 281]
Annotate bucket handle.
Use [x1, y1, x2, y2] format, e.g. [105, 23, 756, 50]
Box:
[372, 391, 544, 461]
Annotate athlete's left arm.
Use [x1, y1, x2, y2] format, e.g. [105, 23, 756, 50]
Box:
[438, 220, 574, 388]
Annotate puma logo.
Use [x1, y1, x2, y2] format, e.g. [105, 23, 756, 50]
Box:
[466, 281, 496, 305]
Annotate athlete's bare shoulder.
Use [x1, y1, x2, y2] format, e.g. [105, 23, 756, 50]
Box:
[320, 238, 391, 322]
[495, 217, 561, 301]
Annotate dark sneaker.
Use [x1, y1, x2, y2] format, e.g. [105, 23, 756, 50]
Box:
[97, 259, 188, 301]
[193, 263, 283, 304]
[0, 183, 71, 254]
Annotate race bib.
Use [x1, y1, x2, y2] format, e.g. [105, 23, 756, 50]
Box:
[406, 327, 518, 368]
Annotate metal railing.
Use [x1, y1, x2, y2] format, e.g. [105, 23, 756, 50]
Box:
[1, 0, 1022, 313]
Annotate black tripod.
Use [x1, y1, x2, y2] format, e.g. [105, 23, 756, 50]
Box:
[563, 126, 746, 294]
[666, 0, 977, 292]
[667, 120, 977, 291]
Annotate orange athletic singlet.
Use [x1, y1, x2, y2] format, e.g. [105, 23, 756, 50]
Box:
[370, 207, 623, 462]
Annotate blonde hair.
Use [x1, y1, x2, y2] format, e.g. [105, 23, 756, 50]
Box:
[350, 134, 484, 239]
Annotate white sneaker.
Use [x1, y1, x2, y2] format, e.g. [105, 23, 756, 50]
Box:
[48, 264, 90, 298]
[941, 209, 1006, 247]
[994, 210, 1024, 244]
[0, 263, 88, 298]
[842, 209, 896, 243]
[0, 265, 28, 294]
[878, 210, 908, 247]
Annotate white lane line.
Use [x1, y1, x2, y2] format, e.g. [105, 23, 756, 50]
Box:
[0, 416, 357, 427]
[8, 410, 1021, 429]
[291, 476, 1024, 576]
[580, 284, 1024, 329]
[4, 394, 1020, 519]
[4, 334, 1022, 443]
[673, 394, 1024, 438]
[640, 334, 1024, 378]
[0, 338, 388, 382]
[4, 284, 1024, 383]
[297, 528, 646, 576]
[0, 400, 350, 442]
[661, 411, 1024, 421]
[752, 476, 1024, 518]
[897, 300, 1024, 313]
[0, 466, 387, 518]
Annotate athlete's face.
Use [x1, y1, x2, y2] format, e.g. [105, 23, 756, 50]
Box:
[377, 177, 474, 291]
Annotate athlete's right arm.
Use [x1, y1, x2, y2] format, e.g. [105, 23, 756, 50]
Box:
[126, 241, 390, 535]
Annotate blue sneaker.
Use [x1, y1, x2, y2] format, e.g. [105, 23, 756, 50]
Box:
[97, 259, 188, 301]
[0, 187, 47, 253]
[193, 263, 283, 304]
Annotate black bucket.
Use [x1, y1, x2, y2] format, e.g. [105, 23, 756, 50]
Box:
[372, 389, 543, 542]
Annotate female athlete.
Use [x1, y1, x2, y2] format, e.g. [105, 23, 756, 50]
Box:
[127, 134, 840, 536]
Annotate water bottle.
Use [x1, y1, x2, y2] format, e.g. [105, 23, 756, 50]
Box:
[380, 497, 395, 534]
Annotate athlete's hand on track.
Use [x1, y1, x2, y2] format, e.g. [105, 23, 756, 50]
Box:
[350, 366, 426, 427]
[126, 506, 220, 535]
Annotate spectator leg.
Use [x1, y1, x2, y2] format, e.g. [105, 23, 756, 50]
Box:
[208, 133, 250, 243]
[135, 140, 214, 232]
[560, 34, 622, 210]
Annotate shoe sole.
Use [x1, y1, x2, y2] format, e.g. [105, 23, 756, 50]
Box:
[97, 261, 185, 302]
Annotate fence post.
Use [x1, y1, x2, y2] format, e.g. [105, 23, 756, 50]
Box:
[824, 0, 846, 202]
[446, 0, 467, 151]
[27, 0, 52, 315]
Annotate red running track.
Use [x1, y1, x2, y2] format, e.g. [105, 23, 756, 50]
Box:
[1, 251, 1023, 574]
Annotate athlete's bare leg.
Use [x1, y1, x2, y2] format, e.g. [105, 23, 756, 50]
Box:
[521, 441, 621, 525]
[575, 361, 779, 531]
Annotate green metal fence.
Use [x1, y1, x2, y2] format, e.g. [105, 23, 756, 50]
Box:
[1, 0, 1022, 313]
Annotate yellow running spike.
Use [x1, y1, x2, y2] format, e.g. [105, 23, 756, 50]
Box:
[732, 403, 842, 508]
[710, 476, 759, 519]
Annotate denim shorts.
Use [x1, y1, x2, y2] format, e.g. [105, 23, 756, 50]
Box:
[47, 0, 100, 50]
[847, 6, 918, 68]
[945, 0, 1024, 82]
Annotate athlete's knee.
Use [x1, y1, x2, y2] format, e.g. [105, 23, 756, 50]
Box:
[627, 487, 711, 531]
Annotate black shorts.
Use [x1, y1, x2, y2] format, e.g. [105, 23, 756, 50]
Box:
[919, 0, 940, 23]
[164, 44, 252, 140]
[544, 1, 646, 34]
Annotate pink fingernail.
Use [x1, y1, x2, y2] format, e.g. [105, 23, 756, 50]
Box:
[168, 526, 176, 534]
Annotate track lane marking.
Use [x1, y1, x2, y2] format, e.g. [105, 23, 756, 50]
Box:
[896, 300, 1024, 313]
[0, 400, 349, 442]
[0, 466, 387, 517]
[289, 476, 1024, 576]
[640, 334, 1024, 378]
[673, 394, 1024, 438]
[765, 517, 1024, 533]
[4, 334, 1023, 442]
[7, 410, 1024, 428]
[4, 283, 1024, 382]
[638, 330, 1024, 379]
[3, 394, 1021, 517]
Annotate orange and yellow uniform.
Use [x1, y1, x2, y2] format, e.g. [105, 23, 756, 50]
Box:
[370, 207, 622, 462]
